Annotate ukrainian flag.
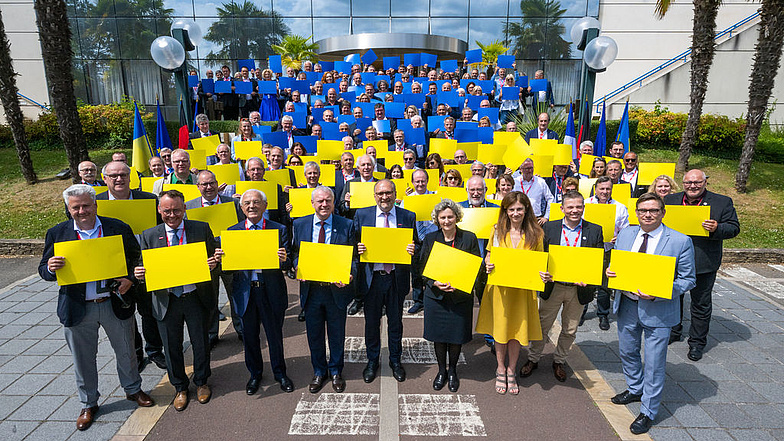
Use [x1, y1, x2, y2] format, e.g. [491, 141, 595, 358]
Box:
[131, 102, 153, 173]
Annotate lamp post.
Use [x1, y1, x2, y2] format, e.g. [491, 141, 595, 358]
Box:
[571, 17, 618, 135]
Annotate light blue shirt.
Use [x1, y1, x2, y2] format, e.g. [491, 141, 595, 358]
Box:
[165, 221, 197, 294]
[312, 214, 333, 244]
[559, 220, 583, 248]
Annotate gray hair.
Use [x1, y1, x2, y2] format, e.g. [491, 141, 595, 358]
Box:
[579, 140, 594, 150]
[281, 115, 293, 124]
[101, 160, 130, 176]
[403, 149, 416, 156]
[195, 113, 209, 124]
[358, 154, 376, 169]
[63, 184, 96, 206]
[311, 185, 335, 201]
[431, 199, 463, 223]
[304, 161, 320, 173]
[246, 157, 265, 168]
[241, 189, 267, 203]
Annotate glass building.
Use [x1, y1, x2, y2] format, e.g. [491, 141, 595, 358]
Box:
[67, 0, 600, 118]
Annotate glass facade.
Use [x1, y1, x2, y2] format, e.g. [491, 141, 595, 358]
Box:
[67, 0, 599, 118]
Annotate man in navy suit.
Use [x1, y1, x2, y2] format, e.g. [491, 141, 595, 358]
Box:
[524, 112, 559, 144]
[389, 129, 409, 152]
[354, 180, 417, 383]
[227, 189, 294, 395]
[292, 186, 357, 393]
[189, 113, 220, 148]
[607, 193, 696, 434]
[40, 184, 154, 431]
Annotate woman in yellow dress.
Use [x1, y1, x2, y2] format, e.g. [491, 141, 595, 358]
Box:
[476, 191, 544, 395]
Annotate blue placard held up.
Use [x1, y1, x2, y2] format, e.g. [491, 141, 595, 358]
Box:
[321, 122, 342, 140]
[496, 55, 515, 69]
[404, 53, 421, 67]
[188, 75, 199, 88]
[259, 81, 277, 94]
[234, 81, 253, 94]
[337, 114, 356, 125]
[420, 53, 437, 67]
[384, 102, 406, 119]
[516, 75, 529, 88]
[436, 91, 459, 108]
[237, 59, 255, 72]
[530, 79, 548, 92]
[201, 78, 214, 94]
[465, 49, 482, 64]
[383, 56, 400, 71]
[293, 80, 311, 94]
[441, 59, 459, 73]
[305, 71, 320, 85]
[404, 127, 426, 145]
[455, 124, 479, 143]
[501, 86, 520, 101]
[334, 61, 352, 75]
[283, 112, 307, 128]
[372, 119, 391, 134]
[478, 126, 495, 144]
[361, 72, 376, 85]
[262, 131, 288, 148]
[355, 117, 373, 132]
[214, 80, 232, 94]
[319, 61, 334, 72]
[268, 55, 282, 74]
[361, 49, 378, 65]
[478, 107, 500, 124]
[293, 135, 317, 153]
[344, 53, 361, 66]
[252, 125, 272, 136]
[340, 91, 356, 102]
[428, 115, 446, 132]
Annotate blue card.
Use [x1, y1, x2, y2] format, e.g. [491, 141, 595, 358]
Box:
[459, 79, 478, 90]
[293, 135, 317, 153]
[478, 107, 500, 124]
[420, 53, 437, 67]
[478, 126, 495, 144]
[396, 119, 413, 131]
[376, 92, 390, 101]
[436, 79, 450, 90]
[214, 80, 232, 94]
[516, 75, 528, 88]
[413, 77, 428, 85]
[188, 75, 199, 88]
[465, 49, 482, 64]
[294, 80, 311, 94]
[200, 78, 214, 94]
[334, 61, 352, 74]
[361, 72, 376, 85]
[337, 114, 356, 125]
[293, 102, 308, 114]
[361, 49, 377, 65]
[252, 125, 272, 136]
[400, 82, 412, 93]
[404, 127, 426, 145]
[404, 53, 421, 67]
[278, 77, 292, 90]
[384, 102, 406, 119]
[496, 55, 515, 69]
[309, 95, 326, 105]
[455, 124, 479, 143]
[238, 59, 255, 72]
[440, 59, 458, 72]
[283, 112, 307, 128]
[259, 81, 277, 94]
[436, 91, 459, 108]
[465, 95, 485, 109]
[383, 56, 400, 71]
[477, 80, 495, 93]
[319, 61, 334, 72]
[305, 71, 320, 85]
[372, 119, 391, 134]
[356, 102, 376, 118]
[347, 85, 362, 94]
[311, 108, 327, 123]
[374, 75, 390, 86]
[234, 81, 253, 94]
[262, 131, 288, 148]
[530, 79, 548, 92]
[323, 82, 339, 92]
[502, 86, 520, 100]
[340, 91, 356, 102]
[268, 55, 282, 74]
[428, 115, 446, 132]
[355, 117, 373, 132]
[321, 122, 341, 140]
[344, 53, 361, 66]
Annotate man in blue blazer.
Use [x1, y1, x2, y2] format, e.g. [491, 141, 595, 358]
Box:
[354, 180, 417, 384]
[292, 186, 357, 394]
[524, 112, 559, 144]
[607, 193, 696, 435]
[227, 189, 294, 395]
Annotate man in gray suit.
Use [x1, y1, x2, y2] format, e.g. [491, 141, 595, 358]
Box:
[606, 193, 696, 434]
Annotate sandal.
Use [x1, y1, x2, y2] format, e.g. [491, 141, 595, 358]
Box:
[495, 372, 507, 394]
[507, 373, 519, 395]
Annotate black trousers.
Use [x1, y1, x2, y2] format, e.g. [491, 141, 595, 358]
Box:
[304, 285, 346, 377]
[136, 292, 164, 358]
[157, 291, 211, 392]
[241, 284, 287, 380]
[210, 271, 242, 340]
[364, 272, 405, 364]
[672, 271, 717, 349]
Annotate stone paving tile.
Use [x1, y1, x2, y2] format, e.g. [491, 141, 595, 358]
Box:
[0, 372, 21, 391]
[17, 324, 59, 340]
[738, 404, 784, 429]
[6, 395, 68, 421]
[29, 355, 73, 374]
[5, 302, 45, 314]
[749, 381, 784, 403]
[67, 422, 122, 441]
[24, 339, 66, 356]
[1, 373, 56, 396]
[0, 395, 29, 420]
[23, 420, 74, 441]
[38, 375, 77, 396]
[685, 428, 734, 441]
[0, 338, 37, 355]
[730, 429, 779, 441]
[647, 427, 694, 441]
[664, 403, 719, 428]
[700, 403, 757, 429]
[47, 396, 81, 422]
[0, 325, 30, 339]
[0, 420, 39, 441]
[0, 355, 46, 374]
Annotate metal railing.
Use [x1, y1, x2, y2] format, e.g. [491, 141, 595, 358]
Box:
[17, 92, 50, 111]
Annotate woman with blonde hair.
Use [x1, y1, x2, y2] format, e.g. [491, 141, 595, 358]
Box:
[443, 169, 463, 187]
[647, 175, 679, 198]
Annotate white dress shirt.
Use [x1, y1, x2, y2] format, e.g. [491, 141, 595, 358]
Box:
[74, 218, 105, 300]
[373, 207, 397, 272]
[513, 175, 553, 218]
[165, 221, 197, 294]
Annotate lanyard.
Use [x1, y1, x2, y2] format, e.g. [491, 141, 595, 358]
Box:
[165, 229, 184, 246]
[623, 168, 638, 182]
[76, 225, 102, 240]
[521, 178, 533, 195]
[682, 194, 704, 206]
[553, 173, 563, 194]
[202, 198, 220, 207]
[246, 219, 266, 230]
[562, 225, 581, 247]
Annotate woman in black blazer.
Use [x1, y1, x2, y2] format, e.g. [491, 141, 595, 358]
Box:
[419, 199, 481, 393]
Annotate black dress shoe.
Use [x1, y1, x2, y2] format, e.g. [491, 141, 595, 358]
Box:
[485, 340, 496, 355]
[630, 413, 653, 434]
[407, 302, 423, 314]
[390, 362, 406, 382]
[309, 375, 326, 393]
[432, 371, 447, 390]
[298, 309, 306, 322]
[668, 332, 681, 345]
[611, 390, 642, 405]
[137, 357, 150, 373]
[347, 299, 363, 316]
[687, 346, 703, 361]
[278, 376, 294, 393]
[246, 377, 261, 395]
[149, 354, 167, 370]
[598, 316, 610, 331]
[447, 371, 460, 392]
[332, 374, 346, 393]
[363, 361, 379, 383]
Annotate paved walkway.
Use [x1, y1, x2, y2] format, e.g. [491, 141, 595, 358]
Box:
[0, 263, 782, 440]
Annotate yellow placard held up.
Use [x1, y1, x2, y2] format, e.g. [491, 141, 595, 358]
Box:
[94, 186, 109, 195]
[436, 186, 468, 203]
[529, 138, 558, 155]
[162, 183, 201, 201]
[363, 140, 389, 157]
[403, 169, 440, 192]
[401, 193, 441, 221]
[129, 166, 141, 189]
[457, 207, 500, 240]
[612, 183, 632, 205]
[207, 163, 242, 186]
[430, 138, 458, 159]
[317, 140, 345, 160]
[142, 242, 211, 291]
[608, 249, 676, 299]
[189, 149, 207, 170]
[234, 181, 279, 209]
[477, 144, 507, 165]
[584, 203, 619, 240]
[349, 181, 377, 209]
[265, 168, 294, 187]
[578, 178, 597, 198]
[53, 236, 127, 285]
[626, 198, 640, 225]
[549, 202, 564, 221]
[553, 144, 574, 166]
[384, 151, 405, 168]
[457, 142, 479, 160]
[532, 155, 554, 177]
[449, 164, 473, 181]
[289, 165, 306, 186]
[220, 229, 281, 271]
[360, 227, 414, 265]
[296, 242, 353, 284]
[487, 247, 547, 291]
[638, 162, 676, 186]
[190, 134, 221, 151]
[186, 202, 239, 237]
[547, 244, 604, 285]
[422, 241, 483, 293]
[233, 141, 263, 161]
[288, 187, 315, 218]
[390, 178, 408, 199]
[493, 131, 521, 146]
[97, 200, 157, 235]
[141, 177, 159, 193]
[373, 171, 386, 180]
[663, 205, 711, 237]
[349, 147, 367, 160]
[502, 137, 533, 170]
[579, 154, 598, 176]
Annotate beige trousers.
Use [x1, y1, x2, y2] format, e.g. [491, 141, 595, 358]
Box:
[528, 283, 584, 364]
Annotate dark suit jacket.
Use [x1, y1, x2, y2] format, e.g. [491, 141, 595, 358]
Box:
[96, 189, 162, 224]
[185, 194, 245, 225]
[334, 169, 358, 201]
[140, 220, 217, 320]
[529, 81, 554, 108]
[353, 206, 417, 297]
[39, 216, 140, 327]
[291, 214, 357, 310]
[664, 191, 740, 274]
[226, 219, 290, 318]
[541, 219, 604, 304]
[338, 177, 378, 218]
[543, 172, 575, 199]
[524, 128, 560, 144]
[419, 227, 481, 303]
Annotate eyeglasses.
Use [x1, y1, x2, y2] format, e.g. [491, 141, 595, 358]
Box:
[172, 160, 189, 164]
[636, 208, 662, 215]
[198, 181, 218, 187]
[624, 158, 637, 162]
[683, 180, 705, 186]
[104, 173, 129, 180]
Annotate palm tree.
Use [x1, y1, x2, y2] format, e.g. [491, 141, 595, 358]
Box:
[476, 40, 509, 66]
[0, 9, 36, 184]
[504, 0, 571, 61]
[656, 0, 723, 172]
[34, 0, 89, 182]
[271, 35, 320, 70]
[205, 1, 289, 64]
[735, 0, 784, 192]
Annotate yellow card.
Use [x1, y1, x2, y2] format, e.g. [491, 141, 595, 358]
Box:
[97, 200, 157, 235]
[162, 183, 201, 201]
[578, 178, 596, 198]
[553, 144, 573, 166]
[579, 154, 598, 176]
[363, 140, 388, 157]
[373, 171, 386, 180]
[487, 247, 547, 291]
[430, 138, 458, 159]
[486, 178, 497, 193]
[207, 163, 241, 186]
[584, 203, 618, 240]
[493, 131, 521, 146]
[53, 236, 127, 285]
[422, 241, 483, 293]
[663, 205, 711, 237]
[142, 242, 211, 291]
[402, 193, 441, 221]
[391, 178, 408, 199]
[220, 229, 281, 270]
[613, 183, 632, 205]
[457, 142, 479, 160]
[457, 207, 500, 239]
[233, 140, 263, 160]
[532, 155, 554, 177]
[349, 147, 367, 160]
[317, 140, 345, 160]
[349, 181, 377, 209]
[450, 164, 473, 180]
[436, 186, 468, 202]
[189, 149, 207, 170]
[638, 162, 676, 186]
[129, 166, 141, 189]
[186, 202, 239, 237]
[529, 138, 558, 155]
[360, 227, 414, 265]
[141, 177, 159, 193]
[403, 169, 439, 192]
[549, 203, 563, 220]
[385, 151, 405, 167]
[547, 244, 604, 285]
[289, 187, 316, 217]
[265, 168, 294, 187]
[191, 134, 221, 151]
[608, 249, 676, 299]
[502, 137, 533, 169]
[627, 198, 639, 225]
[290, 165, 306, 186]
[477, 144, 507, 165]
[234, 181, 279, 209]
[94, 186, 108, 195]
[296, 242, 353, 284]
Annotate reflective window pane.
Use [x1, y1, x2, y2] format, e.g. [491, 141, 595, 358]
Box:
[430, 18, 468, 41]
[353, 18, 389, 34]
[115, 18, 157, 59]
[77, 18, 120, 59]
[313, 0, 350, 17]
[162, 0, 194, 17]
[391, 18, 428, 34]
[281, 17, 312, 37]
[467, 18, 508, 49]
[272, 0, 312, 16]
[431, 0, 467, 16]
[313, 18, 351, 41]
[469, 0, 509, 17]
[123, 60, 163, 103]
[352, 0, 389, 17]
[391, 0, 429, 17]
[561, 0, 587, 17]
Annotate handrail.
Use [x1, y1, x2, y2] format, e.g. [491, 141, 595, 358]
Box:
[17, 92, 50, 110]
[595, 11, 761, 107]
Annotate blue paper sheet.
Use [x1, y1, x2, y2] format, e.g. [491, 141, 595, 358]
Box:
[465, 95, 485, 110]
[293, 102, 308, 114]
[252, 125, 272, 136]
[214, 80, 232, 94]
[436, 91, 459, 108]
[268, 55, 282, 74]
[283, 112, 307, 128]
[262, 131, 288, 148]
[465, 49, 482, 64]
[361, 49, 377, 65]
[516, 75, 529, 88]
[259, 81, 277, 94]
[293, 80, 311, 94]
[478, 126, 495, 144]
[440, 59, 458, 73]
[321, 122, 341, 140]
[383, 56, 400, 71]
[455, 125, 479, 143]
[305, 71, 320, 85]
[355, 102, 376, 118]
[355, 117, 373, 132]
[200, 78, 214, 94]
[293, 135, 317, 154]
[309, 95, 326, 105]
[404, 53, 421, 67]
[530, 79, 548, 92]
[278, 77, 292, 90]
[372, 119, 391, 134]
[478, 107, 500, 124]
[238, 59, 255, 72]
[384, 102, 406, 119]
[420, 53, 437, 67]
[428, 115, 446, 132]
[502, 86, 520, 101]
[344, 53, 361, 66]
[319, 61, 334, 72]
[337, 114, 356, 125]
[334, 61, 352, 74]
[361, 72, 376, 85]
[188, 75, 199, 88]
[234, 81, 253, 94]
[403, 127, 426, 145]
[340, 91, 356, 102]
[496, 55, 515, 69]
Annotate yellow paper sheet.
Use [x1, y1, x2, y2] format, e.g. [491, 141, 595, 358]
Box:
[638, 162, 676, 186]
[532, 155, 554, 177]
[372, 171, 386, 180]
[627, 198, 639, 225]
[296, 242, 353, 284]
[457, 207, 500, 239]
[584, 203, 619, 240]
[384, 151, 405, 167]
[289, 165, 306, 186]
[578, 178, 597, 198]
[549, 203, 563, 221]
[429, 138, 458, 159]
[403, 169, 440, 192]
[612, 183, 632, 205]
[190, 134, 221, 151]
[189, 149, 207, 170]
[317, 140, 345, 160]
[449, 164, 473, 181]
[129, 166, 141, 189]
[220, 229, 281, 270]
[529, 138, 558, 155]
[477, 144, 507, 165]
[401, 193, 441, 221]
[348, 147, 367, 160]
[422, 241, 483, 293]
[207, 163, 242, 186]
[142, 242, 211, 291]
[493, 131, 521, 146]
[288, 187, 315, 217]
[547, 244, 604, 285]
[457, 142, 479, 160]
[234, 181, 279, 209]
[486, 178, 497, 193]
[579, 154, 598, 176]
[96, 200, 157, 235]
[140, 177, 159, 193]
[390, 178, 408, 199]
[186, 202, 239, 237]
[162, 183, 202, 201]
[360, 227, 414, 265]
[663, 205, 711, 237]
[436, 186, 468, 203]
[363, 140, 389, 157]
[349, 181, 377, 209]
[487, 247, 547, 291]
[94, 186, 109, 195]
[502, 137, 533, 169]
[265, 168, 294, 187]
[608, 249, 676, 299]
[233, 140, 263, 160]
[54, 236, 127, 285]
[553, 144, 573, 165]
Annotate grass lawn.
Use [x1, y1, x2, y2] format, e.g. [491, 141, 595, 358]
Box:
[0, 147, 782, 248]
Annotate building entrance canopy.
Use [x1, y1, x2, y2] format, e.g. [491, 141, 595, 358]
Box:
[315, 33, 468, 62]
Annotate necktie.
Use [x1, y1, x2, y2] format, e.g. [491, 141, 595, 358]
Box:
[540, 131, 544, 139]
[383, 212, 393, 274]
[205, 200, 214, 206]
[637, 233, 650, 253]
[318, 221, 326, 243]
[170, 229, 183, 297]
[251, 224, 259, 230]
